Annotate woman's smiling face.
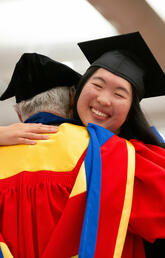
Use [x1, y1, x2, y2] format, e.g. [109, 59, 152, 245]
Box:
[77, 68, 133, 134]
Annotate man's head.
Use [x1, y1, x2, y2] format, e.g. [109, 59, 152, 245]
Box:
[15, 86, 75, 122]
[0, 53, 81, 121]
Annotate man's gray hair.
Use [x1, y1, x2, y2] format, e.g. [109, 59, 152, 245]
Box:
[15, 86, 73, 121]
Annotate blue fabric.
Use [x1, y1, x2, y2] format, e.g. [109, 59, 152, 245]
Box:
[24, 112, 82, 126]
[79, 124, 114, 258]
[151, 126, 165, 143]
[0, 248, 4, 258]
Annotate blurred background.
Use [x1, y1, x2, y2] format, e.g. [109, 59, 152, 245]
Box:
[0, 0, 164, 136]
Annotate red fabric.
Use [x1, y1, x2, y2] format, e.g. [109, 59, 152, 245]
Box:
[0, 149, 87, 258]
[122, 232, 146, 258]
[95, 135, 128, 257]
[42, 192, 86, 258]
[1, 138, 165, 258]
[129, 140, 165, 242]
[122, 139, 165, 258]
[0, 233, 5, 243]
[95, 138, 165, 258]
[0, 171, 76, 258]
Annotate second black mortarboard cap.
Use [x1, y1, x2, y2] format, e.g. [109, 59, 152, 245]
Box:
[0, 53, 81, 103]
[78, 32, 165, 100]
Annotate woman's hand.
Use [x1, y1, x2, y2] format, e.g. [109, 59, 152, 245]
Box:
[0, 123, 58, 146]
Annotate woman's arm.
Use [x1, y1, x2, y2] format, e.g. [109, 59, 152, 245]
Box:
[0, 123, 58, 145]
[128, 139, 165, 242]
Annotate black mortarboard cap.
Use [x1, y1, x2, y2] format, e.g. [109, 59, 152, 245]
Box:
[0, 53, 81, 103]
[78, 32, 165, 100]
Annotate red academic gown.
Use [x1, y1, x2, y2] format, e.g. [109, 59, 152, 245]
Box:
[122, 139, 165, 258]
[0, 123, 89, 258]
[0, 123, 165, 258]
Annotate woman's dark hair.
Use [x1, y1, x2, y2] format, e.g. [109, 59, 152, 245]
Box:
[119, 87, 165, 148]
[74, 66, 165, 148]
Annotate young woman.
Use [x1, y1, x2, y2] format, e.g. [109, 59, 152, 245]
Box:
[71, 32, 165, 258]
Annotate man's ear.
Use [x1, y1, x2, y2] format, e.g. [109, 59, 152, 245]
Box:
[68, 86, 76, 118]
[69, 86, 76, 108]
[16, 110, 24, 122]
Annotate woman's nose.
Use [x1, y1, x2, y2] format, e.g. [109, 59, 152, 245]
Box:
[97, 93, 111, 106]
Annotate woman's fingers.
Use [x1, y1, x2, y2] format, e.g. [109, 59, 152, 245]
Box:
[14, 123, 58, 133]
[0, 123, 59, 146]
[22, 133, 50, 140]
[16, 138, 37, 145]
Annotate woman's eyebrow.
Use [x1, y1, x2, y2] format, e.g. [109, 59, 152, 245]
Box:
[92, 76, 106, 84]
[116, 86, 131, 96]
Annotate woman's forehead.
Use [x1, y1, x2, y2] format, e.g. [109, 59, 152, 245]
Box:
[91, 68, 132, 86]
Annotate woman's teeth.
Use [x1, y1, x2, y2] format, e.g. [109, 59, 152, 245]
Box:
[91, 108, 107, 117]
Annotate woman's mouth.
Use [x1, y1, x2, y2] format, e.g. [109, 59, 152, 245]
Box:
[91, 107, 109, 119]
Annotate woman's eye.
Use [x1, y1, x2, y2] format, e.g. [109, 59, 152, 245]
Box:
[115, 93, 125, 98]
[93, 83, 102, 88]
